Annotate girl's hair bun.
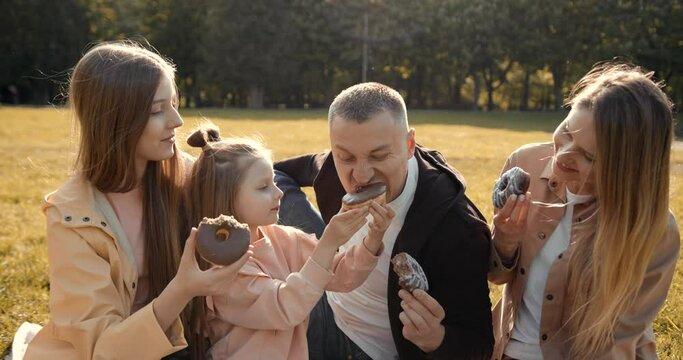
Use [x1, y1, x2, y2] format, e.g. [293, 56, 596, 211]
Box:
[187, 126, 221, 149]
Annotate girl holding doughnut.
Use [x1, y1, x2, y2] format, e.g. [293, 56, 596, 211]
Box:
[183, 125, 395, 359]
[489, 63, 680, 359]
[18, 41, 250, 360]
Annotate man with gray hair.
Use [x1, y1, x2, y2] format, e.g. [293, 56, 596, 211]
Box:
[275, 82, 493, 359]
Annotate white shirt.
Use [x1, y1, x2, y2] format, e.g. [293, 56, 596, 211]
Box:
[327, 156, 418, 360]
[505, 188, 593, 360]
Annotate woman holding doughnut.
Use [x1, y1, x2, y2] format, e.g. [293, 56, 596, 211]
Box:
[489, 62, 680, 359]
[18, 41, 250, 360]
[183, 125, 395, 359]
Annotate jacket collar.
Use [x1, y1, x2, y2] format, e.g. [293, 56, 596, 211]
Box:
[43, 175, 115, 238]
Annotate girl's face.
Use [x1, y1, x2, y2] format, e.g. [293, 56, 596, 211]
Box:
[235, 157, 284, 227]
[135, 73, 182, 173]
[552, 107, 597, 196]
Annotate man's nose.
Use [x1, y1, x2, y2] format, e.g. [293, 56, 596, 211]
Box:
[353, 162, 374, 185]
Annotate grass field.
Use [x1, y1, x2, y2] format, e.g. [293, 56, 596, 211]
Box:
[0, 107, 681, 357]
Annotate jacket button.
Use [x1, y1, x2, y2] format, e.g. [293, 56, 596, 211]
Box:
[101, 221, 107, 227]
[538, 232, 546, 240]
[82, 217, 90, 222]
[520, 267, 526, 275]
[64, 216, 72, 222]
[546, 294, 554, 301]
[542, 334, 548, 341]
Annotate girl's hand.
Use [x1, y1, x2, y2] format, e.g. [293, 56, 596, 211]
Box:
[173, 228, 252, 299]
[364, 202, 396, 254]
[321, 206, 369, 249]
[491, 192, 530, 259]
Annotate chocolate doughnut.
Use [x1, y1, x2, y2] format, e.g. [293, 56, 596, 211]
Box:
[341, 182, 387, 211]
[391, 252, 429, 292]
[196, 215, 250, 266]
[492, 166, 531, 209]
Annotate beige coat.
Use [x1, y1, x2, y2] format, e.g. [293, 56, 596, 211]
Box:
[489, 143, 680, 360]
[25, 175, 187, 360]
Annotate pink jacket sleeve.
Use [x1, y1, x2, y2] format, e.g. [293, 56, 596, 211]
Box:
[296, 230, 382, 292]
[208, 229, 380, 331]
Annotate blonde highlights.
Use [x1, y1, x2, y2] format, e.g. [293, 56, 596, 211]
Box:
[564, 63, 673, 357]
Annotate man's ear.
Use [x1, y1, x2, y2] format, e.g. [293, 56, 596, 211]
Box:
[406, 128, 416, 159]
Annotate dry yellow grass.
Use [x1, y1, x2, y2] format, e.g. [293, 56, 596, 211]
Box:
[0, 107, 681, 357]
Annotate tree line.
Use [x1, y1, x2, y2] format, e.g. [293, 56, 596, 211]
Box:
[2, 0, 682, 111]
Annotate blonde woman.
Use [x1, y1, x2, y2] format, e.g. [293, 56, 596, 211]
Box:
[489, 63, 680, 359]
[16, 42, 250, 360]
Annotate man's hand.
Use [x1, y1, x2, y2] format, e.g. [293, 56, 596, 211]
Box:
[398, 289, 446, 353]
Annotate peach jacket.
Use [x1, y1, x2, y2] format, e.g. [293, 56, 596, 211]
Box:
[489, 143, 680, 360]
[25, 175, 187, 360]
[205, 224, 382, 360]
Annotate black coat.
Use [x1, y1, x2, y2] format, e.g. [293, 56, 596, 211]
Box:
[275, 145, 494, 360]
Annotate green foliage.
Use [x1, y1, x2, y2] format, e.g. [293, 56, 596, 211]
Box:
[2, 0, 683, 109]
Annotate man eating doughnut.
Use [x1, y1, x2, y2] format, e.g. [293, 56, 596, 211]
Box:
[274, 82, 493, 360]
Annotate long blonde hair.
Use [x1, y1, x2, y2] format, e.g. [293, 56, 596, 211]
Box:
[183, 125, 271, 359]
[564, 63, 673, 357]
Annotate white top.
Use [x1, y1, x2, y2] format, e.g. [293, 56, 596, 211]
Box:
[505, 188, 593, 359]
[327, 156, 418, 360]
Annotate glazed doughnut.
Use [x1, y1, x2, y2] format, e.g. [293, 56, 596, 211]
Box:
[391, 252, 429, 292]
[341, 182, 387, 211]
[492, 166, 531, 209]
[196, 214, 250, 266]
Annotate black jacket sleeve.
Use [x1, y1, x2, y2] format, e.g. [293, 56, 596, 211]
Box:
[274, 153, 327, 187]
[427, 210, 494, 360]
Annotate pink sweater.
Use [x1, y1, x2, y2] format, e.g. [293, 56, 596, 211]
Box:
[205, 224, 381, 359]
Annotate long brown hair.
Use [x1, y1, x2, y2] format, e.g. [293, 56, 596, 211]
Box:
[564, 63, 673, 357]
[183, 124, 271, 359]
[69, 41, 185, 313]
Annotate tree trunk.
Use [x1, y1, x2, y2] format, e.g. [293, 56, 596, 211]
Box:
[452, 74, 462, 108]
[471, 71, 481, 112]
[551, 63, 565, 111]
[247, 83, 264, 109]
[324, 66, 334, 107]
[520, 68, 531, 111]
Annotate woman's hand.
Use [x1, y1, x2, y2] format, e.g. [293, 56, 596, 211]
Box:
[154, 228, 252, 332]
[172, 228, 252, 299]
[492, 192, 530, 259]
[364, 202, 396, 254]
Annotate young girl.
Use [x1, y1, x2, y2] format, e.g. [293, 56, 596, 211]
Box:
[489, 63, 680, 359]
[184, 126, 395, 359]
[17, 41, 250, 360]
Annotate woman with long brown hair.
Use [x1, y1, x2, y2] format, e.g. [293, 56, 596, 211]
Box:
[489, 63, 680, 359]
[16, 41, 250, 359]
